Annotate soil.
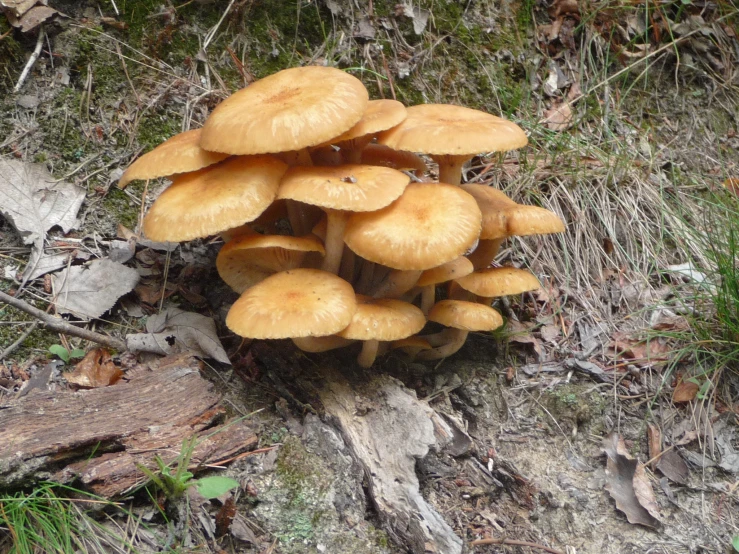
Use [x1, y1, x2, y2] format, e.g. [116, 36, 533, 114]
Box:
[1, 1, 738, 553]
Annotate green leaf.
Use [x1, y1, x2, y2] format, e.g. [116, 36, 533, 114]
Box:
[194, 476, 240, 499]
[70, 348, 86, 359]
[732, 535, 739, 552]
[49, 345, 70, 362]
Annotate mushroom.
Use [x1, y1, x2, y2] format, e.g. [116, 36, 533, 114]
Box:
[337, 295, 426, 367]
[417, 300, 503, 360]
[278, 164, 410, 274]
[117, 128, 228, 190]
[390, 336, 432, 359]
[377, 104, 527, 185]
[327, 99, 407, 163]
[216, 234, 326, 293]
[360, 143, 427, 176]
[455, 266, 541, 306]
[226, 268, 357, 339]
[142, 155, 287, 242]
[292, 335, 355, 353]
[460, 184, 565, 269]
[415, 256, 474, 314]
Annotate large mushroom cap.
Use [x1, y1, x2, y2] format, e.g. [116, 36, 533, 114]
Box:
[428, 300, 503, 331]
[338, 295, 426, 341]
[226, 268, 357, 339]
[216, 235, 325, 293]
[459, 184, 518, 239]
[329, 99, 407, 144]
[344, 182, 482, 270]
[506, 205, 565, 236]
[377, 104, 528, 156]
[455, 267, 540, 297]
[278, 164, 410, 212]
[118, 129, 228, 189]
[200, 66, 369, 155]
[143, 155, 287, 242]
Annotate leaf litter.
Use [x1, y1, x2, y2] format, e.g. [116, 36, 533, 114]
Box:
[64, 348, 123, 388]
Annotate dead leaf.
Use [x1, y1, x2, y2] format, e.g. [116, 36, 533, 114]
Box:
[64, 348, 123, 388]
[6, 4, 56, 32]
[542, 101, 573, 131]
[647, 424, 661, 469]
[215, 496, 237, 537]
[603, 434, 660, 528]
[723, 177, 739, 196]
[0, 158, 86, 283]
[506, 320, 544, 360]
[126, 307, 230, 365]
[396, 5, 430, 35]
[0, 0, 37, 17]
[539, 324, 561, 342]
[52, 259, 140, 319]
[672, 378, 699, 403]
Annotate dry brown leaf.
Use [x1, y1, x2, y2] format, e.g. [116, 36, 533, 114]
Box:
[64, 348, 123, 388]
[540, 324, 561, 343]
[507, 321, 544, 360]
[656, 450, 689, 485]
[647, 424, 661, 469]
[723, 177, 739, 196]
[672, 378, 699, 403]
[542, 101, 573, 131]
[603, 433, 660, 529]
[6, 4, 56, 32]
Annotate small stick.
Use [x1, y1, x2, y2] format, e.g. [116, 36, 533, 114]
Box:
[0, 321, 39, 361]
[470, 537, 565, 554]
[0, 291, 127, 351]
[14, 26, 45, 93]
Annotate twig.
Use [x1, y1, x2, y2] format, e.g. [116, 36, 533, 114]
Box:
[14, 26, 45, 93]
[470, 537, 565, 554]
[0, 291, 127, 351]
[0, 321, 39, 361]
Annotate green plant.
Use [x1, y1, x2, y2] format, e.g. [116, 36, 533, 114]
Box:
[136, 436, 239, 500]
[48, 345, 85, 363]
[732, 534, 739, 552]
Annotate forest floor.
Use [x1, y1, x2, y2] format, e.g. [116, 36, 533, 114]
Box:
[1, 1, 738, 553]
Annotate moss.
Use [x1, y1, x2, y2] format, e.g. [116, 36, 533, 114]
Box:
[541, 384, 606, 435]
[102, 182, 145, 230]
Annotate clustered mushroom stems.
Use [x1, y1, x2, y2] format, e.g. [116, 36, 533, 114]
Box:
[129, 66, 565, 366]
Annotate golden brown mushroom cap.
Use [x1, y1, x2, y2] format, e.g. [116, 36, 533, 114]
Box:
[226, 269, 357, 339]
[216, 235, 326, 293]
[200, 66, 369, 155]
[428, 300, 503, 332]
[459, 184, 517, 239]
[377, 104, 528, 156]
[360, 144, 427, 173]
[417, 257, 475, 287]
[344, 182, 482, 270]
[118, 129, 228, 189]
[506, 205, 565, 236]
[329, 99, 407, 144]
[338, 295, 426, 341]
[455, 267, 540, 297]
[278, 164, 410, 212]
[142, 156, 287, 242]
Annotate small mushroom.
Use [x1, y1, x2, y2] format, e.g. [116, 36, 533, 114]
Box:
[415, 257, 474, 314]
[118, 128, 228, 189]
[226, 268, 357, 339]
[455, 266, 541, 306]
[417, 300, 503, 360]
[377, 104, 527, 185]
[337, 295, 426, 367]
[142, 155, 287, 242]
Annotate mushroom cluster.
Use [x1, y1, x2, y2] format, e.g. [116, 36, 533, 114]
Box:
[119, 66, 565, 366]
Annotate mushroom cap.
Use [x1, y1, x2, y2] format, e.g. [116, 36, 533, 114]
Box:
[344, 182, 482, 270]
[390, 336, 432, 353]
[506, 205, 565, 236]
[330, 99, 407, 144]
[118, 129, 228, 189]
[455, 267, 540, 297]
[377, 104, 528, 156]
[142, 155, 287, 242]
[338, 295, 426, 341]
[428, 300, 503, 331]
[200, 66, 369, 155]
[360, 144, 427, 173]
[216, 234, 326, 293]
[278, 164, 410, 212]
[417, 257, 475, 287]
[459, 184, 517, 239]
[226, 268, 357, 339]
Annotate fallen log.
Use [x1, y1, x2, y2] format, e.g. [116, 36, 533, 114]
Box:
[0, 353, 256, 496]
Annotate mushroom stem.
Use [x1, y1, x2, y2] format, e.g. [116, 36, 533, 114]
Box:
[371, 270, 422, 299]
[339, 247, 356, 283]
[293, 336, 354, 353]
[356, 260, 375, 294]
[420, 285, 436, 315]
[278, 149, 314, 236]
[432, 154, 468, 186]
[340, 136, 374, 164]
[321, 209, 349, 274]
[467, 238, 504, 270]
[416, 328, 468, 360]
[357, 339, 380, 368]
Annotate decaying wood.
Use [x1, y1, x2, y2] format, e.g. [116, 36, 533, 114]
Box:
[316, 367, 464, 554]
[0, 353, 256, 496]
